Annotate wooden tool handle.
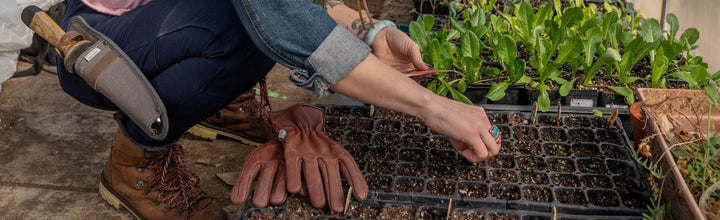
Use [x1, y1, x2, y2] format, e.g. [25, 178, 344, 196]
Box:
[21, 6, 72, 55]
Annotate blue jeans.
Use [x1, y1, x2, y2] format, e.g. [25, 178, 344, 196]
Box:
[59, 0, 275, 149]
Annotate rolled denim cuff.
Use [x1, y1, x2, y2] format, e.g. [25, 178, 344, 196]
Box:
[290, 25, 371, 98]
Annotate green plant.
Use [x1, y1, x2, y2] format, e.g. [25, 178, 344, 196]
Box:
[486, 33, 530, 101]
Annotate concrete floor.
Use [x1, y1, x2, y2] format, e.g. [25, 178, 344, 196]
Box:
[0, 62, 361, 219]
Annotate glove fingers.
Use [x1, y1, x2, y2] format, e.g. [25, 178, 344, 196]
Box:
[231, 162, 262, 205]
[299, 177, 308, 197]
[285, 157, 303, 194]
[251, 161, 279, 208]
[270, 162, 287, 205]
[341, 157, 369, 201]
[319, 159, 344, 213]
[303, 160, 326, 208]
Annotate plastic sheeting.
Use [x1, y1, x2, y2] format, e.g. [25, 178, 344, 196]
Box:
[0, 0, 62, 92]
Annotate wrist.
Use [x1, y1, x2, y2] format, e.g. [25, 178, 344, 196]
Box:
[364, 20, 396, 46]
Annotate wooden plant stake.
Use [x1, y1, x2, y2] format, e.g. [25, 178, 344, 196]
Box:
[551, 206, 557, 220]
[556, 102, 562, 127]
[344, 186, 353, 215]
[531, 102, 538, 125]
[445, 199, 453, 220]
[369, 105, 375, 118]
[608, 108, 619, 128]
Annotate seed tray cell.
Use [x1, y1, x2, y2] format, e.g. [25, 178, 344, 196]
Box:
[244, 105, 654, 218]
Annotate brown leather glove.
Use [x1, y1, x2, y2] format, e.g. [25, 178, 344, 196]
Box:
[230, 133, 286, 207]
[273, 104, 368, 213]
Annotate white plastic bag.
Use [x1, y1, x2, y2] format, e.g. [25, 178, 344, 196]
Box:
[0, 0, 62, 92]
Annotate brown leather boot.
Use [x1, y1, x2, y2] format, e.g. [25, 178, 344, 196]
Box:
[99, 129, 226, 220]
[187, 91, 268, 146]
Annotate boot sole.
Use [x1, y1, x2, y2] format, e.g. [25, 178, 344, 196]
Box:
[187, 123, 265, 147]
[99, 174, 146, 220]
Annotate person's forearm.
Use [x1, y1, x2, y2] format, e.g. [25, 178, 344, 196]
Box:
[331, 54, 437, 119]
[317, 0, 373, 41]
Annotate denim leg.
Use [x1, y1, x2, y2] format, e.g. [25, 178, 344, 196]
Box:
[58, 0, 274, 149]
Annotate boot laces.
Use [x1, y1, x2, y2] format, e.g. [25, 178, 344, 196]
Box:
[146, 144, 203, 209]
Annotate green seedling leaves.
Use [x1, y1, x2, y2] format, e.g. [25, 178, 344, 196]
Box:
[463, 57, 482, 83]
[592, 109, 602, 117]
[461, 31, 481, 58]
[639, 18, 663, 43]
[680, 28, 700, 46]
[469, 7, 485, 27]
[560, 78, 578, 96]
[578, 17, 602, 36]
[651, 52, 669, 88]
[666, 13, 679, 41]
[480, 68, 500, 76]
[429, 39, 442, 68]
[608, 85, 635, 104]
[457, 79, 467, 93]
[493, 34, 518, 64]
[423, 14, 435, 32]
[409, 21, 428, 51]
[487, 81, 510, 101]
[538, 87, 551, 112]
[584, 47, 621, 85]
[442, 79, 473, 105]
[560, 7, 583, 29]
[602, 11, 619, 34]
[556, 36, 583, 64]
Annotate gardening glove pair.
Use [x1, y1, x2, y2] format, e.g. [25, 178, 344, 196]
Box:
[231, 104, 368, 213]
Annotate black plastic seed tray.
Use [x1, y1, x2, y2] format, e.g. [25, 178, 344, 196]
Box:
[243, 105, 652, 218]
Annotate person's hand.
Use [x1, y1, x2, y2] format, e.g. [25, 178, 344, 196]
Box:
[371, 27, 430, 73]
[230, 135, 287, 207]
[420, 97, 501, 162]
[274, 104, 368, 213]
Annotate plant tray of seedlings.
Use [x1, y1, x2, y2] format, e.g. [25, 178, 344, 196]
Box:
[243, 105, 653, 219]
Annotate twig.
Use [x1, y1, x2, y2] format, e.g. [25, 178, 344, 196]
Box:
[551, 206, 557, 220]
[445, 199, 452, 220]
[344, 186, 353, 215]
[556, 102, 562, 127]
[698, 177, 720, 218]
[369, 105, 375, 118]
[531, 102, 538, 125]
[608, 108, 618, 127]
[361, 0, 374, 28]
[356, 0, 366, 30]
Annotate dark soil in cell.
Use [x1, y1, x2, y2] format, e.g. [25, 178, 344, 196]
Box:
[498, 125, 511, 140]
[601, 144, 629, 160]
[396, 163, 425, 177]
[489, 113, 509, 124]
[347, 204, 380, 219]
[488, 213, 519, 220]
[571, 143, 600, 158]
[588, 190, 620, 207]
[344, 144, 367, 158]
[555, 188, 588, 205]
[428, 164, 456, 179]
[428, 136, 452, 149]
[619, 191, 651, 209]
[326, 129, 345, 142]
[519, 172, 549, 185]
[377, 206, 415, 219]
[543, 143, 571, 156]
[596, 129, 623, 145]
[394, 178, 424, 193]
[551, 173, 581, 187]
[426, 179, 457, 196]
[512, 126, 539, 141]
[458, 182, 488, 199]
[376, 120, 401, 133]
[427, 149, 457, 165]
[399, 148, 426, 163]
[577, 158, 608, 174]
[489, 169, 518, 183]
[607, 160, 636, 175]
[582, 175, 613, 188]
[509, 113, 529, 125]
[457, 166, 486, 181]
[613, 176, 646, 192]
[372, 133, 401, 147]
[540, 128, 567, 142]
[367, 161, 396, 175]
[517, 156, 546, 171]
[416, 208, 445, 220]
[374, 109, 404, 121]
[451, 210, 485, 220]
[489, 154, 516, 169]
[538, 115, 563, 127]
[546, 158, 575, 172]
[592, 117, 612, 129]
[349, 117, 374, 131]
[346, 131, 371, 144]
[275, 211, 310, 219]
[366, 175, 393, 192]
[368, 146, 396, 161]
[564, 116, 592, 127]
[283, 196, 322, 214]
[568, 129, 596, 143]
[355, 158, 367, 171]
[402, 116, 427, 135]
[325, 107, 351, 116]
[512, 141, 542, 155]
[325, 116, 348, 129]
[248, 209, 276, 219]
[522, 185, 552, 202]
[491, 184, 521, 200]
[499, 141, 514, 154]
[401, 135, 430, 148]
[350, 108, 371, 118]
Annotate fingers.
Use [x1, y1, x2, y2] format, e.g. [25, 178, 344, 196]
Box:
[340, 157, 368, 201]
[319, 159, 345, 213]
[303, 159, 326, 208]
[285, 157, 303, 194]
[478, 126, 500, 157]
[270, 162, 287, 206]
[251, 161, 280, 208]
[231, 162, 261, 205]
[408, 44, 429, 71]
